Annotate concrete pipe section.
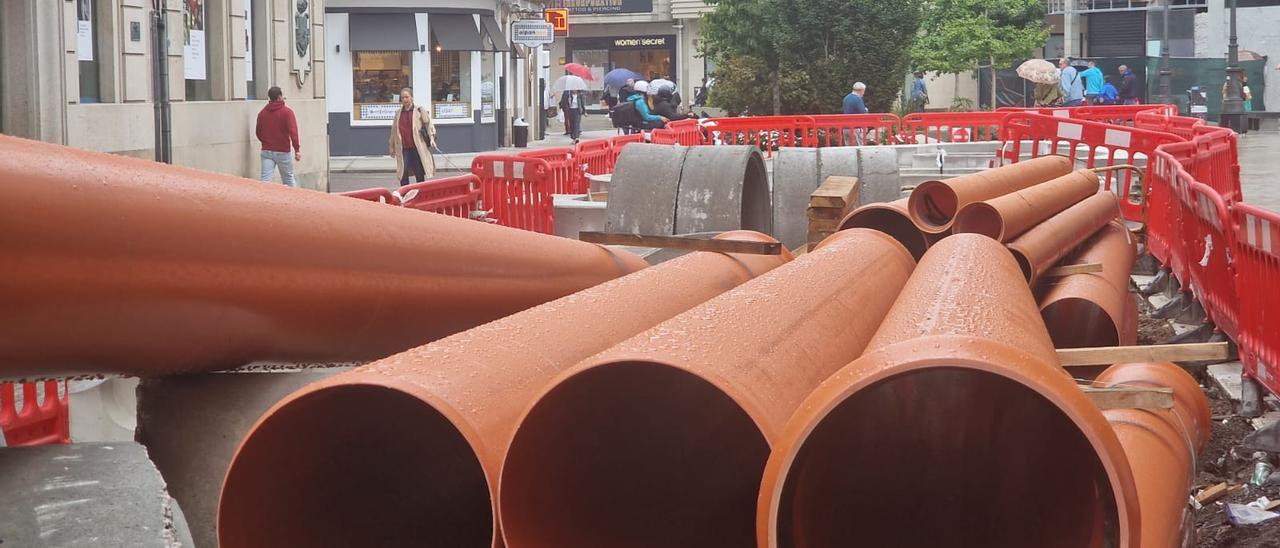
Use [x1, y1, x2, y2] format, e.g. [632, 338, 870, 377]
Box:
[759, 234, 1141, 548]
[1008, 192, 1122, 285]
[1040, 221, 1139, 349]
[1095, 362, 1211, 548]
[675, 145, 772, 235]
[838, 198, 938, 261]
[908, 155, 1074, 233]
[606, 144, 690, 235]
[217, 232, 789, 548]
[953, 169, 1101, 241]
[499, 229, 916, 548]
[772, 147, 822, 250]
[0, 135, 650, 377]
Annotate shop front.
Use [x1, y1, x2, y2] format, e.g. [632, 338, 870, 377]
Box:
[326, 7, 509, 155]
[565, 34, 675, 107]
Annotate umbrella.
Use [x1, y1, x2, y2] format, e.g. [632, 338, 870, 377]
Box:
[1017, 59, 1059, 85]
[564, 63, 594, 81]
[603, 68, 642, 92]
[552, 75, 589, 93]
[648, 78, 676, 95]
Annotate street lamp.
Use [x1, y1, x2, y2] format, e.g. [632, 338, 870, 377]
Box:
[1222, 0, 1246, 132]
[1158, 0, 1172, 105]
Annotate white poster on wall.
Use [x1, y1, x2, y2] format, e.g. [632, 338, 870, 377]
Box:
[290, 0, 313, 85]
[244, 5, 253, 77]
[76, 0, 93, 61]
[183, 0, 207, 80]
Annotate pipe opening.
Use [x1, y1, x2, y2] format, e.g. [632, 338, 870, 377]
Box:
[840, 209, 930, 260]
[1011, 249, 1034, 282]
[219, 384, 491, 548]
[1042, 298, 1121, 348]
[741, 152, 773, 234]
[952, 202, 1005, 240]
[775, 368, 1117, 548]
[908, 181, 959, 230]
[501, 361, 768, 548]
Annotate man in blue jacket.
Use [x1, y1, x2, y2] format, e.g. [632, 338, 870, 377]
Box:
[842, 82, 868, 144]
[1058, 58, 1085, 107]
[1079, 61, 1104, 105]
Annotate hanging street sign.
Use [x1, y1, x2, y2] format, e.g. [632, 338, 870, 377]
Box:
[512, 19, 555, 47]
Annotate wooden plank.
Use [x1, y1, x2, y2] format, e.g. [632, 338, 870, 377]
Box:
[1057, 342, 1231, 367]
[578, 232, 783, 255]
[810, 176, 860, 209]
[806, 207, 847, 222]
[1044, 262, 1103, 277]
[1080, 386, 1174, 410]
[1195, 482, 1231, 505]
[1265, 500, 1280, 512]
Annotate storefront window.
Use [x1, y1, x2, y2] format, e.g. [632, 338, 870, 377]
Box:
[480, 51, 495, 122]
[352, 51, 412, 121]
[183, 0, 212, 101]
[572, 49, 608, 105]
[76, 0, 100, 102]
[431, 45, 473, 119]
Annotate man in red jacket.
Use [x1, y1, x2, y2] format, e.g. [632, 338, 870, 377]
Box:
[255, 86, 301, 187]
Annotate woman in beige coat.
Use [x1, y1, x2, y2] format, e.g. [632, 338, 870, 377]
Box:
[389, 87, 437, 185]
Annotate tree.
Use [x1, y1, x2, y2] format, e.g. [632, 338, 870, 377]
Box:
[700, 0, 788, 114]
[910, 0, 1048, 109]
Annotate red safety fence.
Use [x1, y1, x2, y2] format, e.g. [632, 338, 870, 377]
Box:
[1073, 104, 1175, 127]
[472, 155, 555, 234]
[1148, 141, 1197, 279]
[1232, 202, 1280, 397]
[608, 134, 646, 166]
[649, 128, 679, 145]
[662, 119, 706, 146]
[1192, 128, 1243, 203]
[807, 114, 901, 146]
[1, 380, 70, 446]
[703, 116, 816, 155]
[1135, 110, 1206, 140]
[518, 147, 581, 194]
[339, 187, 403, 206]
[1000, 112, 1183, 222]
[400, 175, 482, 219]
[576, 138, 614, 178]
[1185, 181, 1240, 342]
[900, 112, 1007, 144]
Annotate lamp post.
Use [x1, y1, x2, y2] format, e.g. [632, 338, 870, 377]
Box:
[1158, 0, 1172, 105]
[1222, 0, 1246, 132]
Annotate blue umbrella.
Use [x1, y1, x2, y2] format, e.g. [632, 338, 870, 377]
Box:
[603, 68, 643, 92]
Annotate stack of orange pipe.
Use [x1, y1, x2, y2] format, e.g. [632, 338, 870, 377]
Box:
[952, 169, 1102, 241]
[907, 155, 1074, 233]
[1040, 221, 1139, 352]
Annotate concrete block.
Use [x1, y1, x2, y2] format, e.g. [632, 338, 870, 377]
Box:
[137, 368, 350, 548]
[69, 377, 138, 442]
[0, 442, 192, 547]
[1208, 361, 1244, 402]
[771, 147, 821, 250]
[553, 194, 606, 240]
[856, 147, 902, 205]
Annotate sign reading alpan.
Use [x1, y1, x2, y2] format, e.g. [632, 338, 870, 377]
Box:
[546, 0, 653, 15]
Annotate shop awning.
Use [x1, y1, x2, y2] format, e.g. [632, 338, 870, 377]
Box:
[349, 14, 420, 52]
[479, 15, 510, 52]
[430, 14, 485, 51]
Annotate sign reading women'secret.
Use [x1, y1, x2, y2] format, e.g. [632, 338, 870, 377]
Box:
[547, 0, 653, 15]
[183, 0, 206, 80]
[77, 0, 93, 61]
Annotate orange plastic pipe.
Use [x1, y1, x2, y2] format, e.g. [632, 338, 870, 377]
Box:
[1040, 221, 1138, 349]
[1008, 191, 1122, 285]
[1095, 362, 1211, 548]
[837, 198, 939, 260]
[953, 169, 1101, 241]
[498, 229, 916, 548]
[759, 234, 1141, 548]
[216, 231, 790, 548]
[0, 135, 646, 377]
[907, 155, 1074, 233]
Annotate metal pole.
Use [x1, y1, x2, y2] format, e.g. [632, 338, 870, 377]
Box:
[1158, 0, 1172, 104]
[1222, 0, 1245, 132]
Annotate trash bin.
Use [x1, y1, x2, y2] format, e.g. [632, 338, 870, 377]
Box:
[513, 118, 530, 148]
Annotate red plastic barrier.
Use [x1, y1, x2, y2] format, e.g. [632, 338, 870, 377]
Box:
[471, 155, 555, 234]
[1232, 203, 1280, 397]
[664, 119, 706, 146]
[518, 147, 580, 194]
[1185, 181, 1240, 341]
[703, 116, 816, 156]
[901, 112, 1006, 144]
[1, 381, 70, 446]
[608, 134, 646, 167]
[1000, 112, 1183, 222]
[400, 175, 482, 219]
[1148, 142, 1197, 276]
[1192, 128, 1243, 203]
[339, 187, 402, 206]
[1135, 111, 1205, 140]
[807, 114, 901, 146]
[1074, 104, 1175, 127]
[649, 128, 679, 145]
[575, 138, 613, 178]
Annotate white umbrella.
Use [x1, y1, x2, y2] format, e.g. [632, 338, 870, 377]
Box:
[648, 78, 676, 95]
[552, 75, 589, 93]
[1017, 59, 1059, 85]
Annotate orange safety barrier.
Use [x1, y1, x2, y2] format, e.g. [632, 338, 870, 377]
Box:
[703, 116, 816, 156]
[1149, 142, 1197, 278]
[1192, 128, 1243, 203]
[1000, 112, 1183, 222]
[649, 128, 679, 145]
[608, 133, 646, 167]
[900, 112, 1007, 144]
[662, 118, 706, 146]
[471, 155, 555, 234]
[1232, 203, 1280, 397]
[1074, 104, 1175, 127]
[400, 175, 482, 219]
[518, 147, 580, 194]
[339, 187, 402, 206]
[1135, 110, 1205, 140]
[808, 114, 901, 146]
[575, 138, 614, 178]
[0, 380, 70, 446]
[1185, 181, 1240, 341]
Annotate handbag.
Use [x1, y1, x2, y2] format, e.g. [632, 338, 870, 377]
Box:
[416, 108, 432, 148]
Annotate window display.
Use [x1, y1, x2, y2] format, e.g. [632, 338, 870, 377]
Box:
[352, 51, 412, 121]
[431, 46, 473, 119]
[480, 51, 495, 121]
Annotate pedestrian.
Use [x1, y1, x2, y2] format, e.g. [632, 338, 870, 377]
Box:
[1224, 75, 1254, 111]
[255, 86, 300, 187]
[1098, 76, 1119, 105]
[559, 88, 586, 143]
[842, 82, 869, 145]
[1080, 61, 1103, 105]
[1033, 81, 1063, 107]
[910, 71, 929, 112]
[1058, 58, 1085, 107]
[389, 87, 437, 186]
[1117, 65, 1138, 105]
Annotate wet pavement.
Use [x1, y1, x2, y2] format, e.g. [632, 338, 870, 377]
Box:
[1237, 131, 1280, 212]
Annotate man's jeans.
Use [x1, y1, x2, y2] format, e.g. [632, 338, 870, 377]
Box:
[260, 150, 297, 187]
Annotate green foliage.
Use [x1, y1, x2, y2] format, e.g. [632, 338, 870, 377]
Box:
[950, 97, 976, 111]
[910, 0, 1047, 75]
[707, 56, 819, 115]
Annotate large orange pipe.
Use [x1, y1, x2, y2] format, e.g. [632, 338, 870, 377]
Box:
[0, 135, 646, 377]
[216, 231, 790, 548]
[907, 155, 1074, 233]
[498, 229, 916, 548]
[953, 169, 1101, 241]
[1040, 221, 1138, 349]
[837, 198, 938, 261]
[1095, 362, 1211, 548]
[759, 234, 1141, 548]
[1008, 191, 1122, 285]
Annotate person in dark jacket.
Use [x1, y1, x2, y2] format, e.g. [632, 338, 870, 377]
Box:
[1117, 65, 1138, 105]
[255, 86, 300, 187]
[651, 89, 688, 122]
[559, 89, 586, 142]
[629, 81, 667, 129]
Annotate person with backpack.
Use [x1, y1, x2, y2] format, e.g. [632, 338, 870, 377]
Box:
[1058, 58, 1085, 107]
[651, 89, 688, 122]
[611, 81, 667, 132]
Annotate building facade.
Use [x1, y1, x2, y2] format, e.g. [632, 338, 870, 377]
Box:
[0, 0, 330, 190]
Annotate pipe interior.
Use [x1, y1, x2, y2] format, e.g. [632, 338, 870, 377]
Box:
[953, 202, 1005, 240]
[741, 152, 773, 235]
[1042, 298, 1121, 348]
[775, 367, 1117, 548]
[218, 384, 491, 548]
[842, 209, 929, 260]
[910, 182, 959, 229]
[1012, 249, 1035, 282]
[500, 361, 768, 548]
